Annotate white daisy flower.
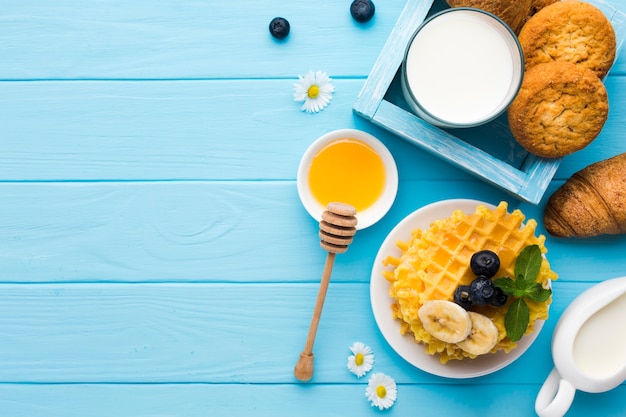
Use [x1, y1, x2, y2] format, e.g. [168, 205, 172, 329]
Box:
[293, 70, 334, 113]
[347, 342, 374, 377]
[365, 373, 397, 410]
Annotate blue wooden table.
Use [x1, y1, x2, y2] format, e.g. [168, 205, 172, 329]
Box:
[1, 1, 625, 416]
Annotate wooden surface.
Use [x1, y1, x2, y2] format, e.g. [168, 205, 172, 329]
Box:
[1, 1, 626, 416]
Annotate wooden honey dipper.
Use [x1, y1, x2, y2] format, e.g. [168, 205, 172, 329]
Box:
[294, 202, 358, 382]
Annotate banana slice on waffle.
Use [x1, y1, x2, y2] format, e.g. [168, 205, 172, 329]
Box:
[418, 300, 472, 344]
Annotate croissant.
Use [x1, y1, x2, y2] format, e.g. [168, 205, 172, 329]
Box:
[543, 152, 626, 238]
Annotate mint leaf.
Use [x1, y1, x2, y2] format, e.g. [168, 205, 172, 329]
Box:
[497, 245, 550, 341]
[515, 276, 528, 291]
[497, 277, 552, 301]
[524, 283, 552, 303]
[505, 298, 530, 342]
[514, 244, 542, 284]
[494, 277, 528, 298]
[494, 276, 531, 298]
[493, 277, 516, 294]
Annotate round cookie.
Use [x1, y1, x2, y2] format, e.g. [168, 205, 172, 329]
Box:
[507, 61, 608, 158]
[519, 1, 616, 78]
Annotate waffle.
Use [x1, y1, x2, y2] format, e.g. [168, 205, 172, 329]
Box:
[382, 201, 557, 363]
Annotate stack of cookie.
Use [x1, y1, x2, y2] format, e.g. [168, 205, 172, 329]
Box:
[507, 1, 616, 158]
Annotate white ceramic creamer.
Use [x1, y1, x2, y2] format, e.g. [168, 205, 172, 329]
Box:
[401, 8, 523, 128]
[535, 276, 626, 417]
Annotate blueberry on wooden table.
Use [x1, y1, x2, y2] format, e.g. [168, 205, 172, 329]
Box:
[350, 0, 375, 23]
[269, 17, 290, 39]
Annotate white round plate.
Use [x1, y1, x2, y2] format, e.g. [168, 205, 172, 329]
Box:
[370, 199, 545, 378]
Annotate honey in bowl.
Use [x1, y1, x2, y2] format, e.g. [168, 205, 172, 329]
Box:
[297, 128, 398, 230]
[307, 138, 385, 212]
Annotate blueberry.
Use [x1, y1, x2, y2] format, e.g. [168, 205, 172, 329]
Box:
[350, 0, 375, 23]
[269, 17, 290, 39]
[469, 276, 495, 305]
[490, 287, 508, 307]
[470, 250, 501, 278]
[453, 285, 473, 309]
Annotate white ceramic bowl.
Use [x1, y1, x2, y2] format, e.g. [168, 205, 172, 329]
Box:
[296, 129, 398, 230]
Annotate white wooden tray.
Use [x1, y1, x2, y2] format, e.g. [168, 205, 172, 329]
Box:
[353, 0, 626, 204]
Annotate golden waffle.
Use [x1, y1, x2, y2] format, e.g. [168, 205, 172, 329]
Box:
[382, 201, 558, 363]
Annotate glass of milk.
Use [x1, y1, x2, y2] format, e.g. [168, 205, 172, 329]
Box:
[401, 7, 524, 128]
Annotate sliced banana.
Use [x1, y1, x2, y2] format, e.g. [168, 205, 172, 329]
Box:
[417, 300, 472, 344]
[456, 311, 499, 356]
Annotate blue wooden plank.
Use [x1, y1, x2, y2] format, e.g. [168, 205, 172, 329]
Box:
[0, 281, 609, 385]
[0, 382, 623, 417]
[1, 78, 625, 183]
[0, 181, 625, 284]
[0, 79, 482, 182]
[1, 0, 625, 81]
[0, 0, 405, 80]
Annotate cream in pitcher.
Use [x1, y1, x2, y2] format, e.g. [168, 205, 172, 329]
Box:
[573, 292, 626, 378]
[535, 276, 626, 417]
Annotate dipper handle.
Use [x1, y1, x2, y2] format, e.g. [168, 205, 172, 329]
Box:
[294, 203, 357, 381]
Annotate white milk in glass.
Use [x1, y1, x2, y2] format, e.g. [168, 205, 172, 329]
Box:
[402, 9, 523, 128]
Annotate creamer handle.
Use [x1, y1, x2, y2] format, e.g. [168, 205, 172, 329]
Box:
[535, 368, 576, 417]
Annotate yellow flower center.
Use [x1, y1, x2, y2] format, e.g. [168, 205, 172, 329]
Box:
[355, 353, 364, 366]
[307, 84, 320, 99]
[376, 385, 387, 398]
